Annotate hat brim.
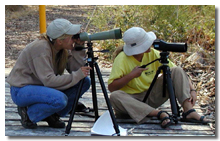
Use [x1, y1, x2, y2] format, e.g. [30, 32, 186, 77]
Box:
[66, 24, 81, 35]
[123, 32, 156, 56]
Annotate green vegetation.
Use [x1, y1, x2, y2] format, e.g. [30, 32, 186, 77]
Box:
[86, 5, 215, 61]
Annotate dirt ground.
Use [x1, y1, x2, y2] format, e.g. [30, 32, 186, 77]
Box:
[5, 5, 94, 68]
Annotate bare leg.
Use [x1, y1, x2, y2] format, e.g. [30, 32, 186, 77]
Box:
[182, 98, 208, 121]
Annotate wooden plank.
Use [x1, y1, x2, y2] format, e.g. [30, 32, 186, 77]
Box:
[5, 70, 215, 137]
[119, 123, 213, 131]
[5, 126, 91, 136]
[5, 122, 214, 136]
[132, 133, 214, 136]
[133, 129, 214, 135]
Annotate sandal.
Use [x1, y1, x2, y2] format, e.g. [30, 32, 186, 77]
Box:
[181, 109, 210, 124]
[157, 111, 172, 128]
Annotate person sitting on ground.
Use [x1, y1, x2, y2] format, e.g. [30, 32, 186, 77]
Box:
[108, 27, 209, 128]
[7, 18, 91, 129]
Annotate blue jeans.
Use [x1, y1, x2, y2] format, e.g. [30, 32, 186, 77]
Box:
[10, 77, 91, 123]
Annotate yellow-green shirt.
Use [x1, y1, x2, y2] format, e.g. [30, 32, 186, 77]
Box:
[108, 48, 176, 94]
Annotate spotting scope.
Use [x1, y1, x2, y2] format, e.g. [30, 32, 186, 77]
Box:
[153, 39, 187, 52]
[72, 28, 122, 41]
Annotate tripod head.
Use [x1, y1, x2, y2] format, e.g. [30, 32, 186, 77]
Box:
[75, 41, 109, 64]
[139, 51, 170, 68]
[74, 44, 109, 53]
[159, 51, 170, 65]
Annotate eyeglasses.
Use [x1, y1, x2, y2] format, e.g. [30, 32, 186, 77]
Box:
[72, 34, 80, 39]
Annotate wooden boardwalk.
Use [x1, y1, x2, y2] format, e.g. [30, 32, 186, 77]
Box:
[5, 68, 215, 136]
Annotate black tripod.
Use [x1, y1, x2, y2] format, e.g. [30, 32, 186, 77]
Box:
[65, 41, 120, 136]
[141, 51, 180, 124]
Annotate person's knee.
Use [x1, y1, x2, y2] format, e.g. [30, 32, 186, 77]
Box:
[84, 76, 91, 84]
[171, 66, 187, 79]
[83, 76, 91, 90]
[53, 93, 68, 111]
[171, 66, 184, 74]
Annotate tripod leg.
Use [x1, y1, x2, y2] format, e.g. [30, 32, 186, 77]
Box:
[143, 66, 163, 102]
[162, 66, 167, 97]
[94, 62, 120, 136]
[65, 78, 85, 136]
[89, 64, 99, 121]
[165, 67, 178, 123]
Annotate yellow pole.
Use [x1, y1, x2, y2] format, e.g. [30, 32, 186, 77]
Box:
[39, 5, 46, 34]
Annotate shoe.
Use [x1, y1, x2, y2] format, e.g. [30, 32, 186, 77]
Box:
[69, 102, 93, 114]
[157, 111, 173, 128]
[17, 106, 37, 129]
[76, 102, 93, 113]
[44, 114, 65, 128]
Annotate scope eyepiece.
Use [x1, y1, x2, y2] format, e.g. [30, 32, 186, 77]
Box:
[72, 34, 80, 39]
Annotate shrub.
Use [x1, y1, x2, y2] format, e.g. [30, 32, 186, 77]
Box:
[85, 5, 215, 61]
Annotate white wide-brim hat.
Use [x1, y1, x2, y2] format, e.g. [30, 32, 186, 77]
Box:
[47, 18, 81, 39]
[123, 27, 156, 56]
